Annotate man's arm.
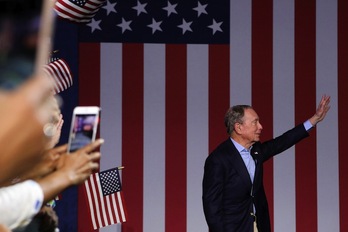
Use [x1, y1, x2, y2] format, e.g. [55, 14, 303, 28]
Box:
[0, 76, 54, 185]
[260, 94, 331, 161]
[202, 154, 225, 232]
[0, 180, 44, 230]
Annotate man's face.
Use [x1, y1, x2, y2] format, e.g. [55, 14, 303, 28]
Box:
[238, 108, 263, 144]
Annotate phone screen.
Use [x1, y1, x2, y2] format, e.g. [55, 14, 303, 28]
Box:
[68, 114, 99, 153]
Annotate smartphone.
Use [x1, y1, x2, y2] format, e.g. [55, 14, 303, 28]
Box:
[67, 106, 100, 153]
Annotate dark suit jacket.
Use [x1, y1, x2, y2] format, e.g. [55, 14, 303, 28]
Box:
[202, 124, 309, 232]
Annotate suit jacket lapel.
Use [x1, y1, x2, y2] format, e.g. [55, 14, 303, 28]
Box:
[251, 146, 262, 193]
[225, 139, 252, 189]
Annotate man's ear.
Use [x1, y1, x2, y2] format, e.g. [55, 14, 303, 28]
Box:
[234, 123, 242, 134]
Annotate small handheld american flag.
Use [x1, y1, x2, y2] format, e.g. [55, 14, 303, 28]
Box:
[84, 166, 127, 230]
[43, 56, 73, 94]
[54, 0, 107, 23]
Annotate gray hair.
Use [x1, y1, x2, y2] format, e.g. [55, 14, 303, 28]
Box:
[224, 105, 252, 135]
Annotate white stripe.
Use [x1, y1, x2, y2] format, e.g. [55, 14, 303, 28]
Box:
[143, 43, 166, 232]
[273, 0, 296, 231]
[187, 44, 209, 232]
[316, 0, 339, 231]
[85, 179, 98, 230]
[100, 43, 123, 232]
[230, 0, 252, 105]
[100, 43, 123, 171]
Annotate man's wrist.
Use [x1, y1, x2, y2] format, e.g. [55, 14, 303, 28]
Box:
[304, 120, 315, 131]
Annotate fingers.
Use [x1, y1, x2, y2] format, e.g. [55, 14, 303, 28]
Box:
[314, 95, 331, 123]
[78, 138, 105, 154]
[320, 95, 331, 113]
[50, 144, 68, 154]
[89, 157, 100, 171]
[56, 114, 64, 129]
[89, 151, 101, 162]
[321, 95, 330, 106]
[61, 151, 101, 185]
[77, 152, 101, 174]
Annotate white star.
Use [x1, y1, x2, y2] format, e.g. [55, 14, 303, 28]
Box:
[177, 19, 193, 34]
[132, 0, 148, 16]
[193, 1, 208, 17]
[147, 18, 163, 34]
[87, 18, 102, 33]
[162, 1, 178, 17]
[207, 19, 223, 35]
[102, 1, 117, 15]
[117, 18, 132, 33]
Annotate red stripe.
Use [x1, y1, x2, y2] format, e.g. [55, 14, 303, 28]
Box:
[338, 0, 348, 230]
[208, 44, 230, 152]
[295, 1, 317, 231]
[121, 43, 144, 232]
[78, 43, 101, 232]
[78, 43, 101, 106]
[251, 0, 274, 229]
[165, 44, 187, 232]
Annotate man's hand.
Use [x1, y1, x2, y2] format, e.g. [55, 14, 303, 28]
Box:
[55, 139, 104, 185]
[37, 138, 104, 202]
[20, 144, 68, 181]
[309, 95, 331, 126]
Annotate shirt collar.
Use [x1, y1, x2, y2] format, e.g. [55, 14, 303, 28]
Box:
[230, 138, 253, 153]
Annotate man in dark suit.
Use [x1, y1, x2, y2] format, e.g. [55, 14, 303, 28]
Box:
[202, 95, 330, 232]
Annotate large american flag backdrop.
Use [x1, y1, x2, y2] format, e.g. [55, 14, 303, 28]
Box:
[53, 0, 348, 232]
